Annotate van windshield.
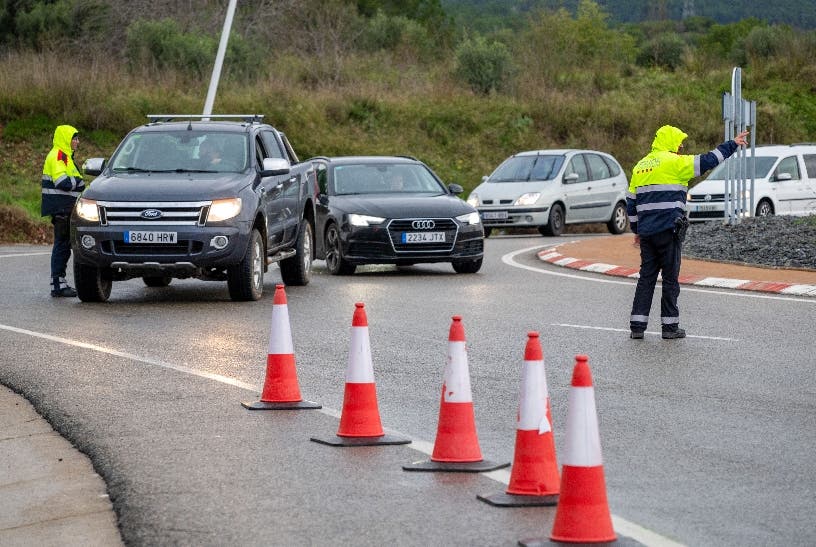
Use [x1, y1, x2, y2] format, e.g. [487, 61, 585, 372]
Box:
[489, 155, 565, 182]
[705, 155, 777, 180]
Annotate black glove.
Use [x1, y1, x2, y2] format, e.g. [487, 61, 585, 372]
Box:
[674, 216, 689, 243]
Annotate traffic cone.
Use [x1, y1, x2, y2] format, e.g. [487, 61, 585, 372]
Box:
[311, 303, 410, 447]
[403, 316, 508, 472]
[242, 284, 320, 410]
[478, 331, 559, 507]
[521, 355, 616, 545]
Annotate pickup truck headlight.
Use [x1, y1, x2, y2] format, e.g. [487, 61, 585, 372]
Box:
[349, 214, 385, 227]
[456, 212, 481, 225]
[76, 198, 100, 222]
[207, 198, 242, 222]
[515, 192, 541, 206]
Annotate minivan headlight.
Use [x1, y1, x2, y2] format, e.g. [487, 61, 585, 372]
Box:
[76, 198, 100, 222]
[466, 193, 479, 207]
[456, 212, 481, 225]
[515, 192, 541, 206]
[207, 198, 242, 222]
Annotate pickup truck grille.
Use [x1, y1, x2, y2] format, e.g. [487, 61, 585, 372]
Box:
[388, 218, 458, 253]
[96, 201, 210, 226]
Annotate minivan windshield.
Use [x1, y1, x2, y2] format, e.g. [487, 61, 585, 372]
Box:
[488, 155, 565, 182]
[110, 131, 249, 174]
[705, 155, 777, 180]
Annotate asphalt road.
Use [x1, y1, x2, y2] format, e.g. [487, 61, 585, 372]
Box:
[1, 235, 814, 546]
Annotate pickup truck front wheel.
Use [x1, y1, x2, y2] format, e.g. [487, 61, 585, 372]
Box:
[227, 229, 264, 301]
[325, 223, 356, 275]
[74, 262, 112, 302]
[280, 221, 313, 286]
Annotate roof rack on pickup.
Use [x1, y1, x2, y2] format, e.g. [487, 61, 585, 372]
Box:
[146, 114, 265, 124]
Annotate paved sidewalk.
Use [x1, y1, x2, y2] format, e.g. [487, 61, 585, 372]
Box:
[538, 234, 816, 297]
[0, 385, 123, 547]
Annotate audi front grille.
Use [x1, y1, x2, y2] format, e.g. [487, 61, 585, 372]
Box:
[387, 218, 458, 253]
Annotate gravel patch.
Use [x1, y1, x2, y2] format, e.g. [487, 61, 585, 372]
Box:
[684, 215, 816, 270]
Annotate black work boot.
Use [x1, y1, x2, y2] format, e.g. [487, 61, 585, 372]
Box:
[661, 328, 686, 339]
[630, 331, 645, 339]
[51, 277, 78, 297]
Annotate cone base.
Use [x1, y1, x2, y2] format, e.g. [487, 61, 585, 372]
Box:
[518, 537, 621, 546]
[477, 491, 558, 507]
[310, 434, 411, 447]
[242, 400, 321, 410]
[403, 459, 509, 473]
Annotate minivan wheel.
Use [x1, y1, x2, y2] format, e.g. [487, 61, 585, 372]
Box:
[280, 221, 313, 286]
[539, 204, 564, 236]
[227, 229, 264, 301]
[607, 202, 628, 234]
[74, 262, 112, 302]
[755, 199, 774, 217]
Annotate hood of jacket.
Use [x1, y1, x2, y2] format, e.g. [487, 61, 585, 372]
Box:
[651, 125, 687, 153]
[53, 125, 78, 154]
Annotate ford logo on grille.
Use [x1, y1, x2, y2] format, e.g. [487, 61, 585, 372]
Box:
[411, 219, 435, 230]
[140, 209, 163, 219]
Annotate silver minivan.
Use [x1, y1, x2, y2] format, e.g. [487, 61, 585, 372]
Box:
[466, 149, 629, 237]
[687, 144, 816, 221]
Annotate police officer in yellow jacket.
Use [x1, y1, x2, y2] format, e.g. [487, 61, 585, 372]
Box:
[42, 125, 84, 297]
[627, 125, 748, 339]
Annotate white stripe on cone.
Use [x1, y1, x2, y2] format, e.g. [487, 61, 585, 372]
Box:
[443, 340, 472, 403]
[267, 303, 294, 354]
[346, 326, 375, 383]
[517, 357, 551, 434]
[562, 386, 603, 467]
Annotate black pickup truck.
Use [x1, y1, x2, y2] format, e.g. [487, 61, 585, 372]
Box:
[71, 115, 317, 302]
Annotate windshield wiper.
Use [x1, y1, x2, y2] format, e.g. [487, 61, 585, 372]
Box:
[113, 166, 152, 173]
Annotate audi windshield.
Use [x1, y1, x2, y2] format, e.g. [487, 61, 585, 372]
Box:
[330, 163, 447, 195]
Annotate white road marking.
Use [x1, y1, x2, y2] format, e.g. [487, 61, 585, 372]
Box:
[503, 245, 816, 304]
[0, 321, 683, 547]
[552, 323, 738, 342]
[0, 252, 51, 258]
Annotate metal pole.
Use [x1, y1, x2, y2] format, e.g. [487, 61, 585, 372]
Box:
[203, 0, 238, 118]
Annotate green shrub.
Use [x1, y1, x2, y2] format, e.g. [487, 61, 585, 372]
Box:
[637, 33, 687, 70]
[454, 35, 514, 94]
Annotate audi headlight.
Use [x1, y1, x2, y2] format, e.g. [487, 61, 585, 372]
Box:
[349, 214, 385, 227]
[207, 198, 242, 222]
[515, 192, 541, 206]
[466, 193, 479, 207]
[456, 212, 481, 225]
[76, 198, 100, 222]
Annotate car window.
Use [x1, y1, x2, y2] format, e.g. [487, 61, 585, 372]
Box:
[585, 154, 611, 181]
[488, 155, 565, 182]
[331, 163, 445, 195]
[774, 156, 800, 181]
[705, 155, 777, 180]
[803, 154, 816, 178]
[316, 164, 328, 194]
[260, 131, 285, 160]
[565, 155, 589, 183]
[109, 131, 248, 173]
[602, 155, 622, 177]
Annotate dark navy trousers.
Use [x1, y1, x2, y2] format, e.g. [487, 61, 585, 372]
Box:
[50, 214, 71, 279]
[630, 228, 681, 332]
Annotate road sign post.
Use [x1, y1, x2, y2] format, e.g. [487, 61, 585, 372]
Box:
[721, 67, 757, 225]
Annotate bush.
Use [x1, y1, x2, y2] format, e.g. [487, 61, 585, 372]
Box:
[637, 33, 686, 70]
[454, 35, 513, 94]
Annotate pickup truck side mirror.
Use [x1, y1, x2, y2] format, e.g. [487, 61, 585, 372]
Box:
[448, 183, 464, 195]
[261, 157, 291, 177]
[83, 158, 106, 176]
[563, 172, 579, 184]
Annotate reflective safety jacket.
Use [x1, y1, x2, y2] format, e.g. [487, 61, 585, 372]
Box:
[41, 125, 84, 217]
[626, 125, 738, 236]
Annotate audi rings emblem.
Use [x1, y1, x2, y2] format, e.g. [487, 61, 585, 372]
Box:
[140, 208, 163, 219]
[411, 219, 435, 230]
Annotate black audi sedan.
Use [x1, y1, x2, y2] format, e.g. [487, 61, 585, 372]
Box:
[310, 156, 484, 275]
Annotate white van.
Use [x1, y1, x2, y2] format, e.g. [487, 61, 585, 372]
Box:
[687, 144, 816, 221]
[466, 149, 629, 237]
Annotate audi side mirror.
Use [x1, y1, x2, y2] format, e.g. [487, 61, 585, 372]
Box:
[448, 183, 464, 195]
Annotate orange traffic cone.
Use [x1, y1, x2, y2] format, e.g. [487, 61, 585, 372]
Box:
[242, 284, 320, 410]
[478, 331, 559, 506]
[521, 355, 616, 545]
[311, 303, 410, 447]
[403, 316, 508, 472]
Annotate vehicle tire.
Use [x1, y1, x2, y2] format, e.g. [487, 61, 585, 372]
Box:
[280, 221, 313, 286]
[607, 201, 628, 234]
[324, 223, 356, 275]
[452, 257, 483, 274]
[483, 227, 493, 238]
[74, 262, 112, 303]
[755, 199, 774, 217]
[143, 276, 172, 287]
[539, 204, 564, 236]
[227, 229, 264, 301]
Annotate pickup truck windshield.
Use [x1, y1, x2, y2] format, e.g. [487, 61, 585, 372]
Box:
[489, 155, 565, 182]
[110, 131, 249, 174]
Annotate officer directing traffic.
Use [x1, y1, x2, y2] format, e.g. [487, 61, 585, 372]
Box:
[41, 124, 84, 297]
[627, 125, 748, 339]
